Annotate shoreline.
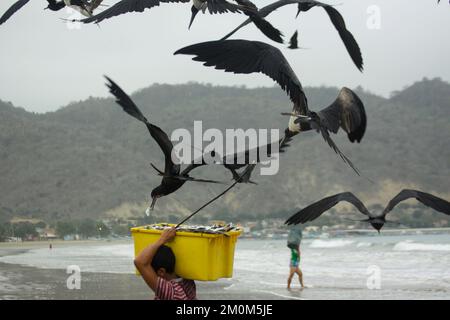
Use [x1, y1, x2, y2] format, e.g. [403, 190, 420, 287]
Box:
[2, 234, 450, 300]
[0, 261, 287, 300]
[0, 241, 286, 300]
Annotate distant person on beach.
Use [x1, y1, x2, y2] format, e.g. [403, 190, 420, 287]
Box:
[287, 226, 305, 289]
[134, 227, 196, 300]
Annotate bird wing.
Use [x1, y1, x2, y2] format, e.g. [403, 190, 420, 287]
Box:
[80, 0, 190, 23]
[181, 132, 290, 177]
[382, 189, 450, 218]
[218, 0, 283, 43]
[231, 163, 257, 182]
[285, 192, 371, 225]
[316, 87, 367, 143]
[105, 76, 179, 175]
[221, 0, 289, 40]
[0, 0, 30, 25]
[246, 13, 284, 43]
[222, 131, 292, 170]
[175, 39, 308, 113]
[223, 0, 363, 71]
[171, 175, 225, 184]
[299, 1, 363, 71]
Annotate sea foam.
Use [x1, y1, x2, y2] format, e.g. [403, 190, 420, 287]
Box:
[393, 240, 450, 252]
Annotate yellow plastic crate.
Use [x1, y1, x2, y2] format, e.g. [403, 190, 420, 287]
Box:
[131, 224, 242, 281]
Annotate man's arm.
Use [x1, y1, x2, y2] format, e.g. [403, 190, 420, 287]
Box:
[134, 228, 176, 291]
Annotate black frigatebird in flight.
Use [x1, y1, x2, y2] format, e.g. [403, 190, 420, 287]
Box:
[221, 0, 364, 72]
[76, 0, 283, 43]
[175, 39, 367, 175]
[0, 0, 104, 25]
[105, 76, 224, 211]
[218, 132, 293, 183]
[285, 190, 450, 232]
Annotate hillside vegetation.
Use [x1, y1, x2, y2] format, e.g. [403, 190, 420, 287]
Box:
[0, 78, 449, 225]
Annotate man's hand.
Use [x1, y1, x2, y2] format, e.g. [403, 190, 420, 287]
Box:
[158, 227, 176, 245]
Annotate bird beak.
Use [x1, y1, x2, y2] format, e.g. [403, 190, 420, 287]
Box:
[189, 7, 199, 29]
[150, 197, 158, 211]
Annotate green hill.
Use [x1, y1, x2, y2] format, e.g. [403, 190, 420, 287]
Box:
[0, 78, 449, 225]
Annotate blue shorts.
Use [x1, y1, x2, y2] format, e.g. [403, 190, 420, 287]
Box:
[290, 260, 299, 268]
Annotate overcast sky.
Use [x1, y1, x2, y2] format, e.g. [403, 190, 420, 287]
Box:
[0, 0, 449, 113]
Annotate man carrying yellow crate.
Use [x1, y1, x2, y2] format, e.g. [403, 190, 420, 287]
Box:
[134, 227, 197, 300]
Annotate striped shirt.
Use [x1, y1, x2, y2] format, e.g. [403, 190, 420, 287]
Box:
[154, 277, 197, 300]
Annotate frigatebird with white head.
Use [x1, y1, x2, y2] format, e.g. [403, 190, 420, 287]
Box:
[0, 0, 103, 25]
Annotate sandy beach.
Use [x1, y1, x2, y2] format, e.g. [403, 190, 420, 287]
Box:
[0, 241, 281, 300]
[1, 234, 450, 300]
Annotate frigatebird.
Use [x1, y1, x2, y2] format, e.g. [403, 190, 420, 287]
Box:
[219, 131, 293, 183]
[0, 0, 103, 25]
[105, 76, 224, 210]
[65, 0, 104, 17]
[221, 0, 364, 72]
[175, 39, 367, 175]
[285, 190, 450, 232]
[75, 0, 283, 43]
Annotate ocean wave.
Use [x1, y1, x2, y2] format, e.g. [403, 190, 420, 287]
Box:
[0, 244, 135, 274]
[356, 242, 373, 248]
[309, 239, 354, 248]
[393, 241, 450, 252]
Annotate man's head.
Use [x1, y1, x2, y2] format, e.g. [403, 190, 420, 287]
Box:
[151, 245, 176, 279]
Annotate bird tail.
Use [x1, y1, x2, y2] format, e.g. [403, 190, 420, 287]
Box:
[220, 19, 252, 40]
[318, 125, 361, 176]
[247, 14, 283, 44]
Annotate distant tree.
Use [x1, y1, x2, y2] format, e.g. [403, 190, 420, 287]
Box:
[78, 219, 97, 239]
[0, 223, 8, 241]
[56, 221, 76, 238]
[412, 209, 422, 219]
[112, 224, 130, 236]
[13, 222, 38, 241]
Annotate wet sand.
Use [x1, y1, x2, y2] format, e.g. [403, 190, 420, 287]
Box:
[0, 242, 281, 300]
[4, 238, 449, 300]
